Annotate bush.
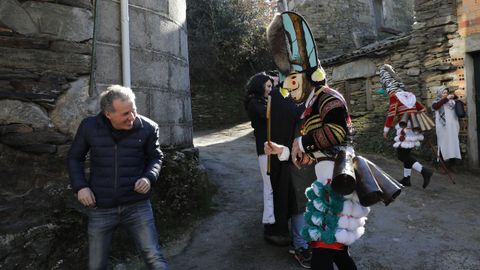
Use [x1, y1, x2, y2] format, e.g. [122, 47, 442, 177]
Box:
[187, 0, 276, 129]
[153, 147, 216, 241]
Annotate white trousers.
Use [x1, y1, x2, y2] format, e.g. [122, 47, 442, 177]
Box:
[258, 155, 275, 224]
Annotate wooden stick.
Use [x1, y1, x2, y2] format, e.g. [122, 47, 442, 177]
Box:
[266, 95, 272, 175]
[426, 134, 455, 184]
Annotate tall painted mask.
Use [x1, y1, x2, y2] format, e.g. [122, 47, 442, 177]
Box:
[267, 12, 326, 103]
[379, 64, 406, 95]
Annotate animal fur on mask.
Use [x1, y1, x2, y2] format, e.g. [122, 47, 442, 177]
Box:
[267, 13, 292, 76]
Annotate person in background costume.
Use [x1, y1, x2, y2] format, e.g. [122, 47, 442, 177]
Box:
[244, 73, 279, 240]
[431, 85, 461, 172]
[379, 64, 433, 188]
[266, 12, 370, 270]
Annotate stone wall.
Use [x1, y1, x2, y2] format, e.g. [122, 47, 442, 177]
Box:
[282, 0, 414, 58]
[450, 0, 480, 167]
[0, 0, 207, 268]
[94, 0, 192, 147]
[0, 1, 95, 268]
[321, 0, 467, 164]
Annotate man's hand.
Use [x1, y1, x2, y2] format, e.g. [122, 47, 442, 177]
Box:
[77, 187, 96, 207]
[291, 138, 303, 168]
[134, 177, 151, 194]
[299, 153, 314, 166]
[264, 141, 284, 156]
[383, 132, 388, 139]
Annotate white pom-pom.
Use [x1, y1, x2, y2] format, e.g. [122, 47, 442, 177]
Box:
[351, 202, 370, 218]
[335, 229, 348, 244]
[335, 229, 356, 245]
[312, 181, 323, 197]
[350, 192, 360, 203]
[338, 216, 366, 230]
[352, 226, 365, 239]
[341, 200, 354, 216]
[313, 198, 326, 212]
[338, 216, 349, 229]
[358, 217, 367, 227]
[311, 212, 323, 226]
[308, 227, 322, 241]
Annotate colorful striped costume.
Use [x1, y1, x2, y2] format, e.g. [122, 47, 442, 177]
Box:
[379, 64, 433, 188]
[299, 86, 370, 249]
[384, 92, 425, 149]
[300, 87, 350, 155]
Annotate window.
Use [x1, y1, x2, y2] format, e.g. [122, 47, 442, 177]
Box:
[373, 0, 385, 29]
[373, 0, 402, 35]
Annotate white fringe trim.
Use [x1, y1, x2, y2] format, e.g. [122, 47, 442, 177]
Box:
[393, 126, 424, 148]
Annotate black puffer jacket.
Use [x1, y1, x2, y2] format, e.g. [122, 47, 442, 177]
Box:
[68, 113, 163, 208]
[247, 96, 267, 156]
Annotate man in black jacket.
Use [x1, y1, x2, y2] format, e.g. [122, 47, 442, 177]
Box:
[68, 85, 168, 270]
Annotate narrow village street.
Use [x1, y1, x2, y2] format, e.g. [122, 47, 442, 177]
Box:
[169, 122, 480, 270]
[3, 1, 480, 268]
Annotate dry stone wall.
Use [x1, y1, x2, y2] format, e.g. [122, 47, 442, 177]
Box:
[0, 0, 205, 268]
[322, 0, 464, 163]
[286, 0, 414, 59]
[0, 1, 96, 268]
[0, 0, 94, 153]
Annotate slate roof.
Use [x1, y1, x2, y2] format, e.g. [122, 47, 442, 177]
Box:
[321, 34, 411, 66]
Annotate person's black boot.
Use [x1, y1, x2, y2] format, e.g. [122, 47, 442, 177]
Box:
[399, 176, 411, 187]
[421, 167, 433, 189]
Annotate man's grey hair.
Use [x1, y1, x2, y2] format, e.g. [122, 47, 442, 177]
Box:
[100, 85, 136, 113]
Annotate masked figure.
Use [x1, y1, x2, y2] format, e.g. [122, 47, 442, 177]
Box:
[266, 12, 369, 270]
[380, 64, 434, 188]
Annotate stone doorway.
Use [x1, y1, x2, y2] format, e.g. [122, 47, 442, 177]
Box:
[465, 51, 480, 168]
[330, 78, 373, 115]
[473, 53, 480, 163]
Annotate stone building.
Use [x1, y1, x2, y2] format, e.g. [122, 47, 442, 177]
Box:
[281, 0, 480, 169]
[0, 0, 208, 268]
[277, 0, 415, 58]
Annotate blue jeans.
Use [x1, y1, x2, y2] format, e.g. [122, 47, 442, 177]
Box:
[291, 213, 308, 250]
[88, 199, 169, 270]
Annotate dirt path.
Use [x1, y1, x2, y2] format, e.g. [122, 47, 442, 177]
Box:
[168, 123, 480, 270]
